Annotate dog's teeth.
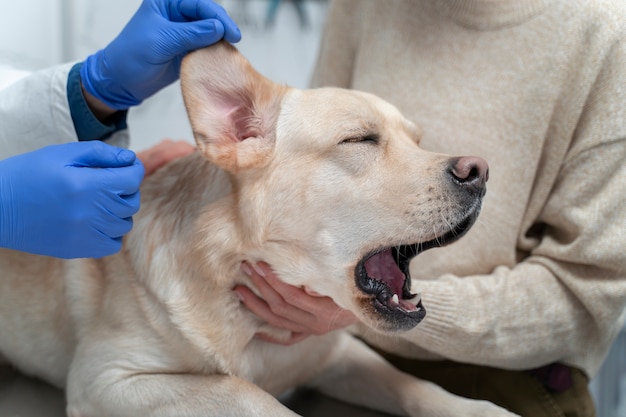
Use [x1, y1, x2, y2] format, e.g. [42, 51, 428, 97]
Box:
[392, 294, 399, 304]
[409, 293, 422, 305]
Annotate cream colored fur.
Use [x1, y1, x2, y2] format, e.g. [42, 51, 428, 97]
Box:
[0, 42, 517, 417]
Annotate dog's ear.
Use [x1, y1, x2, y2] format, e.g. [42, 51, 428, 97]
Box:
[180, 41, 288, 172]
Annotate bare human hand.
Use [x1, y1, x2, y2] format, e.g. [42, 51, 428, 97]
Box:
[136, 139, 196, 176]
[235, 262, 360, 345]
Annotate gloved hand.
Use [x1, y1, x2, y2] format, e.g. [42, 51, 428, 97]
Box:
[0, 141, 144, 259]
[81, 0, 241, 110]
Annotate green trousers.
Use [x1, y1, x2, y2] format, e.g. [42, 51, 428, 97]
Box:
[380, 353, 596, 417]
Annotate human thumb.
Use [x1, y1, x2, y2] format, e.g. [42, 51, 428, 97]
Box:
[71, 141, 137, 168]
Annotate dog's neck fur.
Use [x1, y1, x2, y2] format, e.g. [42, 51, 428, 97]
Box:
[125, 152, 268, 374]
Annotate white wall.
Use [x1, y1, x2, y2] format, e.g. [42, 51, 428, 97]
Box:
[0, 1, 63, 68]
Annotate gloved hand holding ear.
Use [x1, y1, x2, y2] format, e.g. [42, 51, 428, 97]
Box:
[80, 0, 241, 110]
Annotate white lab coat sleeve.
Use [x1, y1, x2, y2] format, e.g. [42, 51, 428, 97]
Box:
[0, 63, 128, 160]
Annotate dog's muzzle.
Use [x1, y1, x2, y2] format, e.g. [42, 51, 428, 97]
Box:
[354, 204, 481, 331]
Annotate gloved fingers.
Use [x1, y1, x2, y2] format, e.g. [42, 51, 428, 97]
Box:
[57, 216, 128, 259]
[163, 19, 226, 55]
[87, 235, 124, 258]
[176, 0, 241, 42]
[100, 237, 124, 258]
[68, 141, 138, 169]
[97, 160, 145, 197]
[108, 217, 134, 239]
[94, 211, 135, 240]
[100, 190, 141, 220]
[115, 191, 141, 219]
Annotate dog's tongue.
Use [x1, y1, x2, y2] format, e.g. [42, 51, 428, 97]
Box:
[364, 249, 405, 296]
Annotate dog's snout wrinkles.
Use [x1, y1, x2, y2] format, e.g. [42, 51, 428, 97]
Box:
[449, 156, 489, 191]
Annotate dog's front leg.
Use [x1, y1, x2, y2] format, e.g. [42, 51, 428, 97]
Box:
[306, 333, 520, 417]
[66, 371, 301, 417]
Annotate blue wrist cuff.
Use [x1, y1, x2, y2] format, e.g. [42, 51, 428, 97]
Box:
[67, 63, 128, 141]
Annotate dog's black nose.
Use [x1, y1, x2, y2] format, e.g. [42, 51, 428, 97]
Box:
[448, 156, 489, 192]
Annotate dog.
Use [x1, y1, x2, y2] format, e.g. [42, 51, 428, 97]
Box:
[0, 42, 517, 417]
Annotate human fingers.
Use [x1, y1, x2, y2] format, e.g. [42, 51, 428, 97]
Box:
[93, 210, 134, 240]
[233, 284, 313, 344]
[66, 141, 137, 168]
[100, 190, 141, 220]
[240, 262, 359, 334]
[176, 0, 241, 42]
[235, 266, 317, 334]
[252, 262, 359, 331]
[164, 19, 226, 55]
[96, 159, 145, 197]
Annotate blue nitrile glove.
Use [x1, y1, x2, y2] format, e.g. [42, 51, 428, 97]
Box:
[0, 141, 144, 259]
[80, 0, 241, 110]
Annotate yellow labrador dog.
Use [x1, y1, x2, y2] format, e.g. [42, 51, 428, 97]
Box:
[0, 42, 517, 417]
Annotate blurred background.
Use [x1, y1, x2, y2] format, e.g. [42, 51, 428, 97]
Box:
[0, 1, 624, 416]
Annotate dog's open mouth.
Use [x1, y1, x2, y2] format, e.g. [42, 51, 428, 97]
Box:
[355, 210, 479, 330]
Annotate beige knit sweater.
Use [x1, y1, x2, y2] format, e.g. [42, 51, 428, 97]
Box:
[311, 0, 626, 377]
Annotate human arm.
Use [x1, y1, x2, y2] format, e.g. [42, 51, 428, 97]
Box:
[0, 64, 95, 159]
[0, 66, 134, 258]
[404, 138, 626, 374]
[237, 136, 625, 369]
[385, 34, 626, 375]
[309, 0, 361, 88]
[243, 36, 626, 376]
[0, 0, 239, 258]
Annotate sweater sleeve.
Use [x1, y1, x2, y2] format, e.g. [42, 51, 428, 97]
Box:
[309, 0, 362, 88]
[400, 38, 626, 377]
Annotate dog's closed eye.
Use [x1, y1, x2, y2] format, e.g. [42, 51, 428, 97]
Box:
[339, 134, 380, 145]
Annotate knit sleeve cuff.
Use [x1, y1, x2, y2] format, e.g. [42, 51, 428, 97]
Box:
[405, 277, 462, 351]
[66, 62, 128, 142]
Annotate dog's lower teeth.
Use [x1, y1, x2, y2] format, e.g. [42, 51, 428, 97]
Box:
[391, 294, 399, 304]
[408, 293, 422, 305]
